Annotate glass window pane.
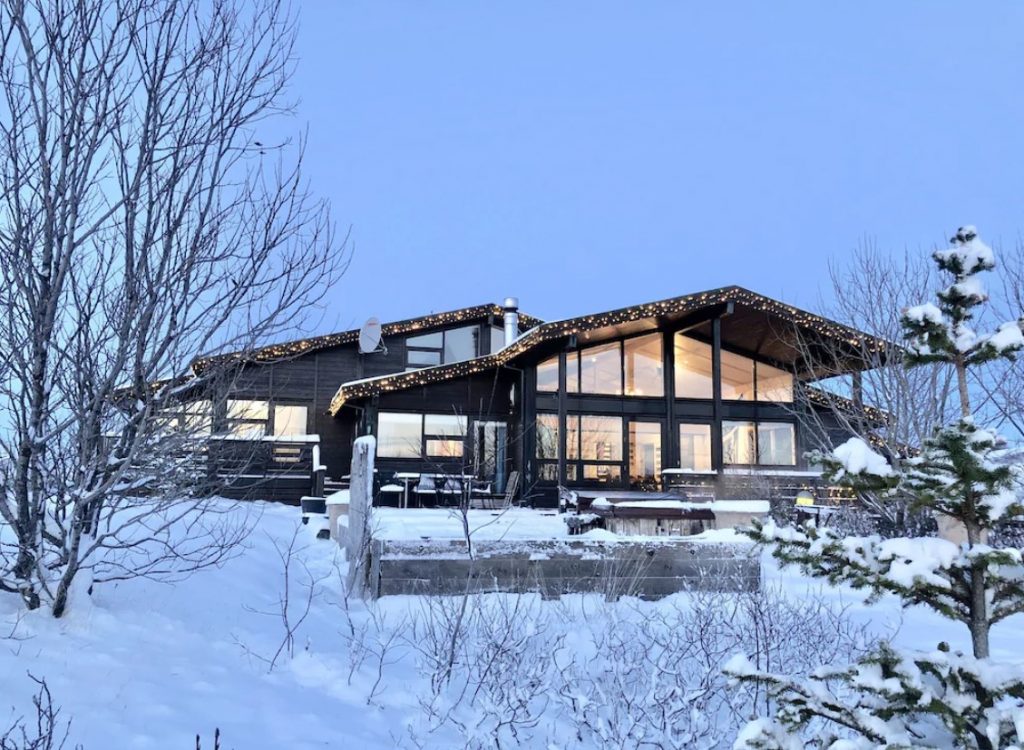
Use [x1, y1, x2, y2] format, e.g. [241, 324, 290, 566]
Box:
[722, 420, 756, 464]
[721, 349, 755, 401]
[678, 423, 712, 471]
[624, 334, 664, 397]
[273, 405, 308, 436]
[538, 463, 559, 482]
[424, 413, 467, 436]
[579, 342, 622, 395]
[407, 331, 443, 347]
[407, 349, 442, 367]
[583, 464, 621, 482]
[758, 422, 796, 465]
[490, 326, 505, 353]
[566, 415, 580, 460]
[674, 335, 713, 399]
[580, 416, 623, 461]
[536, 354, 559, 393]
[566, 352, 579, 393]
[536, 413, 560, 459]
[629, 422, 662, 488]
[377, 412, 423, 458]
[757, 362, 794, 402]
[443, 326, 478, 362]
[182, 401, 212, 435]
[227, 399, 268, 421]
[228, 422, 265, 439]
[426, 438, 464, 458]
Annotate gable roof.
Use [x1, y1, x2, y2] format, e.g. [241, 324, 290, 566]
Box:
[328, 285, 893, 413]
[192, 303, 543, 374]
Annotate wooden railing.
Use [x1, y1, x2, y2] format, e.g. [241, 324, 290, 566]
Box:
[661, 468, 852, 504]
[206, 435, 324, 501]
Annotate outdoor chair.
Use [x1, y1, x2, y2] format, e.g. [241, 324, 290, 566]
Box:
[439, 476, 463, 506]
[413, 474, 438, 507]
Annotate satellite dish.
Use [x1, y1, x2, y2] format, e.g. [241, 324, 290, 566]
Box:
[358, 317, 385, 354]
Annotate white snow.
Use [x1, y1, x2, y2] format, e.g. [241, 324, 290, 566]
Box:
[831, 437, 894, 478]
[2, 502, 1022, 749]
[904, 302, 944, 326]
[982, 320, 1024, 354]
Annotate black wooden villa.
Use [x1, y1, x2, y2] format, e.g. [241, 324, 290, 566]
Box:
[182, 286, 887, 508]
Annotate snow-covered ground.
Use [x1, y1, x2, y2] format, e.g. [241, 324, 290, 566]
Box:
[0, 502, 1021, 748]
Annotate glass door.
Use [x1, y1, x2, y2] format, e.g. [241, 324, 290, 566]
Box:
[473, 421, 509, 493]
[628, 420, 663, 491]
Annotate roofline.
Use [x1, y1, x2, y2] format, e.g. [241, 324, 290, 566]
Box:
[191, 303, 544, 374]
[328, 285, 894, 413]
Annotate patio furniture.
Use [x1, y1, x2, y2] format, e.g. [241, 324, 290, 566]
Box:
[413, 474, 438, 507]
[393, 472, 421, 508]
[440, 476, 463, 505]
[378, 483, 404, 508]
[502, 470, 520, 508]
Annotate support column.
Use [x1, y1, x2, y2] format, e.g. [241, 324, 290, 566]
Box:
[711, 318, 724, 471]
[557, 352, 568, 488]
[663, 330, 677, 476]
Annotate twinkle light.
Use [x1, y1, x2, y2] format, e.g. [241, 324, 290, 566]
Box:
[329, 286, 894, 414]
[192, 303, 544, 375]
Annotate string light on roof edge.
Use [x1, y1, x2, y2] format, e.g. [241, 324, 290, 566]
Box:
[328, 288, 891, 415]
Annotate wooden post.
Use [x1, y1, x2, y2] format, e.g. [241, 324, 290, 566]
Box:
[711, 317, 724, 472]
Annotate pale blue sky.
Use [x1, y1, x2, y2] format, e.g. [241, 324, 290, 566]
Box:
[286, 2, 1024, 333]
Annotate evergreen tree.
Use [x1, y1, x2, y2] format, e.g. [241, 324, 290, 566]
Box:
[727, 226, 1024, 749]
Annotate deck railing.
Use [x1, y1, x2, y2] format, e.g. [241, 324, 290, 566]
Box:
[661, 468, 852, 504]
[206, 435, 324, 501]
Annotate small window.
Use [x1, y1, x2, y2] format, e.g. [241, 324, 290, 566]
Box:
[273, 405, 308, 437]
[583, 465, 621, 482]
[490, 326, 506, 353]
[225, 399, 269, 438]
[405, 326, 482, 370]
[426, 439, 464, 458]
[424, 413, 467, 437]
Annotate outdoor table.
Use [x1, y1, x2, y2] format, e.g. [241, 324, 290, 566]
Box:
[393, 472, 421, 509]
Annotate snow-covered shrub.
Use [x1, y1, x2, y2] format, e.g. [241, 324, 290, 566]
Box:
[395, 584, 875, 750]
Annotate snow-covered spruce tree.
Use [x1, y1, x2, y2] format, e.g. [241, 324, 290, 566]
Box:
[726, 226, 1024, 749]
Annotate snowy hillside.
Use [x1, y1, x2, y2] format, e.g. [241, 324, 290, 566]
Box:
[1, 502, 1021, 749]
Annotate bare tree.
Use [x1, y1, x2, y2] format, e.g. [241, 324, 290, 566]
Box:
[0, 0, 344, 616]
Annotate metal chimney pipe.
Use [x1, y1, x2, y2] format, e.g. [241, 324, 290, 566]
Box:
[502, 297, 520, 346]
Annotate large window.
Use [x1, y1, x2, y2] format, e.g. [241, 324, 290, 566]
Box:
[377, 412, 467, 459]
[406, 326, 483, 371]
[678, 423, 712, 471]
[579, 342, 622, 395]
[674, 334, 793, 402]
[539, 335, 663, 397]
[756, 362, 794, 402]
[674, 335, 714, 399]
[624, 334, 664, 397]
[629, 421, 662, 489]
[722, 421, 796, 466]
[536, 413, 625, 484]
[721, 350, 755, 401]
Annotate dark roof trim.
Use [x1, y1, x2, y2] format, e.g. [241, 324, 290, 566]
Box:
[192, 303, 543, 374]
[329, 285, 892, 413]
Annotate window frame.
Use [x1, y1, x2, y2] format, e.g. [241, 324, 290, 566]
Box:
[376, 411, 468, 460]
[405, 326, 485, 371]
[721, 419, 797, 467]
